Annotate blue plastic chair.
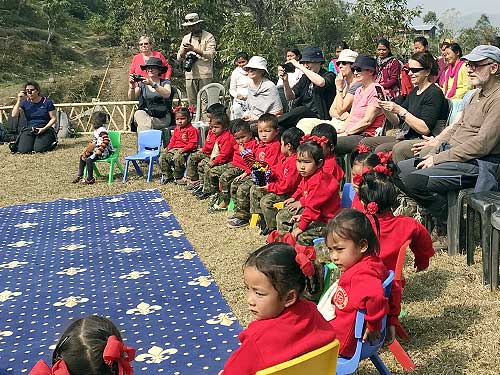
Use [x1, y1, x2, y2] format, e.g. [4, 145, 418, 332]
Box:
[336, 270, 395, 375]
[123, 129, 162, 183]
[341, 183, 356, 208]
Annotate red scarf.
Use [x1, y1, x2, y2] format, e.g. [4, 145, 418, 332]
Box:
[443, 60, 464, 99]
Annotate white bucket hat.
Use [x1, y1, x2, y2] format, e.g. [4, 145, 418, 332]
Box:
[243, 56, 268, 74]
[182, 13, 203, 27]
[337, 49, 358, 63]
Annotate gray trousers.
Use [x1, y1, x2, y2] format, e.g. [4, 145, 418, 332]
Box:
[361, 137, 422, 164]
[185, 78, 213, 106]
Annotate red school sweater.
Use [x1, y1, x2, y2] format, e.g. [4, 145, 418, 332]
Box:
[375, 211, 435, 272]
[167, 124, 199, 153]
[330, 255, 401, 357]
[251, 139, 282, 173]
[323, 154, 345, 182]
[291, 169, 341, 231]
[231, 139, 258, 173]
[222, 299, 336, 375]
[201, 130, 216, 156]
[211, 129, 236, 165]
[267, 153, 300, 195]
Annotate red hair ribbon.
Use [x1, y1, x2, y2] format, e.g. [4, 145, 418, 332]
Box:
[300, 135, 329, 146]
[356, 143, 371, 154]
[187, 104, 196, 114]
[294, 244, 316, 277]
[172, 105, 183, 113]
[352, 166, 372, 185]
[366, 201, 379, 215]
[29, 359, 70, 375]
[376, 151, 392, 165]
[103, 336, 135, 375]
[172, 105, 196, 115]
[373, 164, 392, 176]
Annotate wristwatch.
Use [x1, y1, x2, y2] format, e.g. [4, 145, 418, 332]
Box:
[400, 110, 408, 120]
[152, 83, 158, 89]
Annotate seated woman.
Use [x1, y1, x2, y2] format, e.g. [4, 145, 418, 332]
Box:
[242, 56, 283, 122]
[10, 81, 57, 154]
[375, 38, 401, 100]
[441, 42, 472, 100]
[129, 35, 171, 79]
[229, 52, 250, 120]
[335, 55, 384, 156]
[128, 57, 172, 134]
[361, 52, 449, 163]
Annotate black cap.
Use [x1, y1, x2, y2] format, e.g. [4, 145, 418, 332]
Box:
[300, 46, 325, 63]
[352, 55, 376, 71]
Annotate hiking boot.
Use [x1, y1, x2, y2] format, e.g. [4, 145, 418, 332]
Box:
[72, 176, 83, 184]
[160, 175, 173, 184]
[84, 177, 95, 185]
[227, 217, 249, 229]
[194, 190, 211, 200]
[186, 180, 200, 190]
[192, 184, 203, 195]
[175, 177, 188, 186]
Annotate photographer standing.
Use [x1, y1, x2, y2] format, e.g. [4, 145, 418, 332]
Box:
[177, 12, 216, 106]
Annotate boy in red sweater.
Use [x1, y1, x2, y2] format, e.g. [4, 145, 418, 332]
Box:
[159, 107, 198, 183]
[277, 138, 341, 245]
[182, 103, 226, 188]
[322, 209, 401, 358]
[228, 114, 281, 228]
[194, 112, 236, 200]
[204, 120, 257, 212]
[250, 127, 304, 235]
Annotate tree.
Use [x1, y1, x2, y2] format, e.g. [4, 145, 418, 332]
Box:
[459, 14, 500, 52]
[40, 0, 70, 44]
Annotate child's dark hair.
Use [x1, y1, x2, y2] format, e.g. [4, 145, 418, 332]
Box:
[413, 36, 428, 48]
[175, 107, 192, 120]
[257, 113, 279, 129]
[358, 171, 397, 214]
[281, 127, 304, 151]
[297, 141, 324, 164]
[207, 103, 227, 115]
[324, 209, 380, 256]
[91, 111, 109, 129]
[286, 47, 301, 59]
[352, 149, 381, 168]
[234, 51, 250, 63]
[210, 111, 230, 128]
[447, 42, 463, 58]
[231, 118, 251, 135]
[52, 315, 124, 375]
[310, 123, 338, 148]
[245, 243, 305, 298]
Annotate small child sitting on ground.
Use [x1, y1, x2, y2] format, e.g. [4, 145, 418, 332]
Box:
[219, 243, 336, 375]
[159, 107, 198, 183]
[310, 123, 344, 182]
[29, 315, 134, 375]
[72, 111, 113, 185]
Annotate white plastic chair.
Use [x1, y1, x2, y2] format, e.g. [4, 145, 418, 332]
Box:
[194, 83, 225, 122]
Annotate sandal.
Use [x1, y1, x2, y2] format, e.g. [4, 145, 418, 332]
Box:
[208, 203, 228, 214]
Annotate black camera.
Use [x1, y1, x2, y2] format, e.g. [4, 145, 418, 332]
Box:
[132, 74, 145, 82]
[184, 53, 199, 72]
[31, 127, 39, 134]
[280, 62, 295, 73]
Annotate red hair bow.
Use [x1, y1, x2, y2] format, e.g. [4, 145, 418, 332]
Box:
[29, 359, 70, 375]
[187, 104, 196, 114]
[376, 151, 392, 165]
[172, 105, 183, 113]
[300, 135, 329, 146]
[103, 336, 135, 375]
[366, 201, 379, 215]
[356, 143, 371, 153]
[172, 105, 196, 115]
[373, 164, 392, 176]
[294, 244, 316, 277]
[352, 166, 371, 185]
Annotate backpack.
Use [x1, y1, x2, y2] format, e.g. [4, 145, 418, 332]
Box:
[55, 110, 76, 138]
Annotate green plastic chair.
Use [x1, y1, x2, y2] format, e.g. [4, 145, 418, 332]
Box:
[84, 130, 124, 184]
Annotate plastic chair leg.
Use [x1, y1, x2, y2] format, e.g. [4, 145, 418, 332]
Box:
[479, 210, 493, 285]
[147, 158, 154, 182]
[132, 160, 143, 177]
[93, 164, 102, 177]
[447, 191, 460, 256]
[387, 340, 415, 371]
[249, 213, 259, 228]
[466, 206, 476, 265]
[123, 160, 130, 183]
[370, 353, 392, 375]
[108, 161, 115, 184]
[491, 228, 499, 290]
[116, 161, 124, 174]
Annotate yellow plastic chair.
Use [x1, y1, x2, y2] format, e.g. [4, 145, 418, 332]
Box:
[256, 339, 339, 375]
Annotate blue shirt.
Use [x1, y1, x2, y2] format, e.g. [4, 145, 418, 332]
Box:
[20, 97, 55, 127]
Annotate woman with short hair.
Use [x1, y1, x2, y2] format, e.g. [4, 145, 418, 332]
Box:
[129, 35, 171, 80]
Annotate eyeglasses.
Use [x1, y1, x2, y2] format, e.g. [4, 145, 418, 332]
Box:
[408, 67, 425, 74]
[245, 67, 257, 71]
[353, 67, 363, 73]
[139, 42, 150, 46]
[25, 89, 36, 93]
[465, 62, 493, 71]
[336, 61, 351, 67]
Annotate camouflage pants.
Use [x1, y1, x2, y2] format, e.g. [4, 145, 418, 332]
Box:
[159, 149, 187, 180]
[232, 176, 255, 221]
[260, 191, 290, 230]
[276, 207, 325, 246]
[204, 165, 244, 202]
[185, 151, 208, 181]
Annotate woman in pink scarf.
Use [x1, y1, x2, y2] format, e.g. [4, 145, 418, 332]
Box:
[442, 43, 472, 100]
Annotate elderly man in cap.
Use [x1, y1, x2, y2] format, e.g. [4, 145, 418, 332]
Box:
[277, 46, 336, 132]
[396, 45, 500, 233]
[177, 12, 216, 105]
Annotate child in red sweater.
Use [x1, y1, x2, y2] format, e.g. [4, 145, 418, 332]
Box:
[159, 107, 198, 183]
[323, 209, 401, 358]
[219, 243, 336, 375]
[204, 120, 257, 212]
[310, 123, 344, 182]
[357, 167, 434, 275]
[194, 112, 236, 199]
[250, 127, 304, 235]
[350, 146, 385, 211]
[276, 138, 341, 245]
[182, 103, 226, 188]
[228, 114, 281, 228]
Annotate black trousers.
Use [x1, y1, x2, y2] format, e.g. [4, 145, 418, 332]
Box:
[17, 127, 56, 154]
[394, 157, 479, 222]
[277, 106, 318, 133]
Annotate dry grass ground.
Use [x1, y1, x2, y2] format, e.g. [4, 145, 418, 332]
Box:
[1, 134, 499, 374]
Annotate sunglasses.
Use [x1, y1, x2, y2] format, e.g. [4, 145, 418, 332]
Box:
[408, 67, 425, 74]
[336, 61, 351, 67]
[25, 89, 36, 93]
[139, 42, 150, 46]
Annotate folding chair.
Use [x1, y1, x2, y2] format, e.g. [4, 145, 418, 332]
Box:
[84, 131, 124, 185]
[123, 130, 162, 183]
[256, 339, 339, 375]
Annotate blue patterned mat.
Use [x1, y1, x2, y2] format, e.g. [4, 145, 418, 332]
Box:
[0, 190, 242, 374]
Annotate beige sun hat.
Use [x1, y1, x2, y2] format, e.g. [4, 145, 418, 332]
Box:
[243, 56, 268, 74]
[182, 13, 203, 27]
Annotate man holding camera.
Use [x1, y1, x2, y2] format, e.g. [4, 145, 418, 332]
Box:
[177, 13, 216, 106]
